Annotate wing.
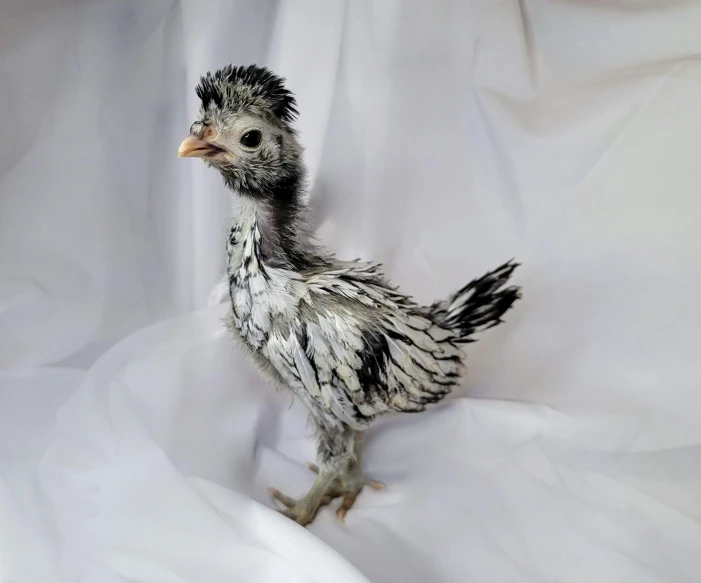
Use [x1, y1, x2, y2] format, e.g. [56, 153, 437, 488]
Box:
[264, 316, 372, 431]
[267, 261, 468, 424]
[309, 262, 464, 414]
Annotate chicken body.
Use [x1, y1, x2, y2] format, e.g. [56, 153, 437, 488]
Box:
[179, 64, 520, 525]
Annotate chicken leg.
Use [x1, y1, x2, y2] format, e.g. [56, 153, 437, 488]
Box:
[270, 431, 384, 525]
[307, 432, 385, 521]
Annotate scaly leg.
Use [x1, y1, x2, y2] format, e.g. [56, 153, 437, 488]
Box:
[269, 466, 339, 526]
[306, 431, 385, 521]
[269, 423, 354, 526]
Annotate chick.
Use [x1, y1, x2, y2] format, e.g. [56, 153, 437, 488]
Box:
[178, 64, 521, 526]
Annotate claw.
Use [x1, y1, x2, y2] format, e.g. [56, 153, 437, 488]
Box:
[305, 462, 320, 473]
[336, 489, 360, 522]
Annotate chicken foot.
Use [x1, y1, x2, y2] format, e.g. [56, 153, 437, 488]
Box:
[305, 454, 385, 522]
[269, 466, 339, 527]
[270, 431, 384, 525]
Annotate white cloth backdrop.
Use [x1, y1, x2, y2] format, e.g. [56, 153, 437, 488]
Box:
[2, 1, 701, 581]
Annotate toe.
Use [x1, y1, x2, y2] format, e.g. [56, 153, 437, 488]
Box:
[280, 505, 315, 527]
[336, 507, 347, 522]
[269, 487, 298, 509]
[336, 489, 360, 522]
[305, 462, 320, 473]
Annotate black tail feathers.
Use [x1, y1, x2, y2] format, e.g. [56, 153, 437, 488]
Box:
[431, 260, 520, 343]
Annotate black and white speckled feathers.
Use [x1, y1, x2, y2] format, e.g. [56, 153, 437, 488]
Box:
[191, 64, 520, 442]
[196, 64, 298, 124]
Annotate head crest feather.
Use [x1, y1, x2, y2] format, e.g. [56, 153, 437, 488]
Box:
[195, 64, 298, 123]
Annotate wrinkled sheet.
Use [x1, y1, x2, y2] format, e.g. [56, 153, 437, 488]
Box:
[2, 1, 701, 582]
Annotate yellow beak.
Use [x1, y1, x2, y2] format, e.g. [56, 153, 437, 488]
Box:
[178, 134, 222, 158]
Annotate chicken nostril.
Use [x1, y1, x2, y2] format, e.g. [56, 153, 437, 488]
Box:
[190, 121, 204, 138]
[190, 121, 215, 140]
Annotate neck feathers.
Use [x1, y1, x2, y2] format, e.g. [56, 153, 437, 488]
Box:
[230, 170, 322, 270]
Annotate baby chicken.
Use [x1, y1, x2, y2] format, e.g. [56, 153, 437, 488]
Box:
[178, 64, 521, 526]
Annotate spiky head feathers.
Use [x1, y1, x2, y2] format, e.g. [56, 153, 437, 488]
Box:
[195, 64, 298, 126]
[180, 64, 305, 206]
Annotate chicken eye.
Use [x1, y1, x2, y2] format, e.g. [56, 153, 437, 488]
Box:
[240, 130, 262, 149]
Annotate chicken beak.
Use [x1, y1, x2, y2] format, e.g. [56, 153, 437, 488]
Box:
[177, 134, 219, 158]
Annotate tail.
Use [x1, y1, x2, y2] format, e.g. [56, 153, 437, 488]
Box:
[431, 260, 521, 343]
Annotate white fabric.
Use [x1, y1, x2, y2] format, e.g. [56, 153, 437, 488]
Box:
[2, 1, 701, 581]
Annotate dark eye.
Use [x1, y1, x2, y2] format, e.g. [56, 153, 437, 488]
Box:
[240, 130, 262, 148]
